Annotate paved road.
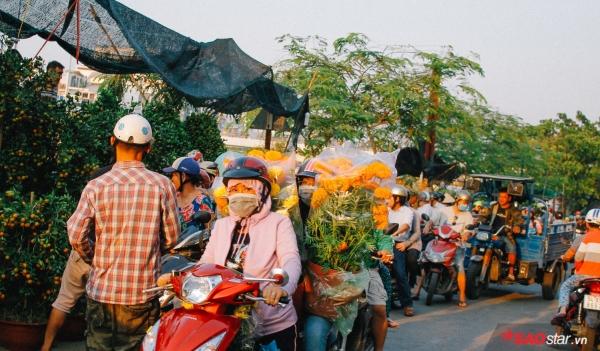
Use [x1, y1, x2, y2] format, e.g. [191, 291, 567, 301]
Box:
[3, 283, 560, 351]
[385, 283, 560, 351]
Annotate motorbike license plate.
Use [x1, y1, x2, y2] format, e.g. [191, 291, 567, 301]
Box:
[583, 294, 600, 311]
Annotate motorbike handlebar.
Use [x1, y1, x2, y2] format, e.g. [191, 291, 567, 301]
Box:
[244, 293, 290, 307]
[492, 225, 510, 237]
[143, 284, 173, 294]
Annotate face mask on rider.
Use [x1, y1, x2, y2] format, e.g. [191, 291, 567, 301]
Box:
[228, 193, 259, 218]
[458, 204, 469, 212]
[298, 185, 316, 205]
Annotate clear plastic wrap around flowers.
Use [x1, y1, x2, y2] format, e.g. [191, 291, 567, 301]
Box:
[305, 262, 369, 337]
[305, 143, 396, 272]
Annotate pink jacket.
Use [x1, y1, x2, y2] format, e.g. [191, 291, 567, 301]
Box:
[200, 197, 301, 337]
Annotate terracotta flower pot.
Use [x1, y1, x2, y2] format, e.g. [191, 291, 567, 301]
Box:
[0, 320, 46, 351]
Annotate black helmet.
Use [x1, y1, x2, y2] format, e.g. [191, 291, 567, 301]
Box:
[223, 156, 272, 194]
[432, 191, 444, 202]
[297, 159, 319, 180]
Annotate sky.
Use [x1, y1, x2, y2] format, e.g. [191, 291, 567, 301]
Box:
[14, 0, 600, 124]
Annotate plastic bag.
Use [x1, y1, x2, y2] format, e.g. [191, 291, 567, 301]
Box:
[305, 261, 369, 337]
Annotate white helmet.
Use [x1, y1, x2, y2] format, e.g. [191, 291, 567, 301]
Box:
[585, 208, 600, 226]
[113, 114, 153, 145]
[391, 185, 408, 197]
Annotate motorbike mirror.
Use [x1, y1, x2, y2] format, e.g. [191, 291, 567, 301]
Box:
[421, 213, 430, 222]
[270, 268, 289, 286]
[384, 223, 399, 236]
[192, 211, 212, 224]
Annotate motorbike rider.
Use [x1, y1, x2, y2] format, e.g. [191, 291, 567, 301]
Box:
[481, 187, 523, 281]
[432, 191, 447, 211]
[576, 210, 587, 235]
[552, 208, 600, 326]
[441, 191, 475, 308]
[299, 159, 396, 350]
[163, 157, 215, 230]
[388, 185, 420, 316]
[198, 156, 302, 350]
[296, 159, 318, 224]
[418, 191, 447, 249]
[200, 160, 220, 188]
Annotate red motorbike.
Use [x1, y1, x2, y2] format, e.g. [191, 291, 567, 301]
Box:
[141, 263, 289, 351]
[553, 277, 600, 351]
[419, 224, 462, 305]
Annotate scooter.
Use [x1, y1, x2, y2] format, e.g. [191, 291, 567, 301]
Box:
[159, 211, 212, 311]
[553, 278, 600, 351]
[419, 224, 461, 306]
[141, 264, 290, 351]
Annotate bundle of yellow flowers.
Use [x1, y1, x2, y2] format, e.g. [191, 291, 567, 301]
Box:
[213, 185, 229, 217]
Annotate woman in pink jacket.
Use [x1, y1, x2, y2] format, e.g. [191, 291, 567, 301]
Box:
[200, 156, 302, 350]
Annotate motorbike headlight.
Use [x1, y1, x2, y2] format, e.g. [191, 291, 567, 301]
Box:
[141, 320, 160, 351]
[476, 231, 490, 241]
[182, 275, 222, 304]
[429, 252, 446, 263]
[194, 331, 226, 351]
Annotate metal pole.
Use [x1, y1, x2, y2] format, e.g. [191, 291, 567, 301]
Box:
[264, 112, 273, 150]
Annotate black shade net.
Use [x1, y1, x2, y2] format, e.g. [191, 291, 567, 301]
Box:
[0, 0, 306, 117]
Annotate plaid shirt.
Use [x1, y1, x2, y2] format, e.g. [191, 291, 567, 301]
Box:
[67, 161, 180, 305]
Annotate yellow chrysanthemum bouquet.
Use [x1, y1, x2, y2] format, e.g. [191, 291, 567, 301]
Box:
[303, 144, 396, 335]
[306, 155, 394, 271]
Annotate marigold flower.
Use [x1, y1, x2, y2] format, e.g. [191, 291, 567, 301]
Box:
[319, 177, 339, 193]
[271, 183, 281, 197]
[329, 157, 354, 172]
[364, 181, 380, 191]
[312, 160, 335, 176]
[268, 166, 284, 182]
[214, 185, 227, 198]
[310, 188, 329, 208]
[374, 187, 392, 200]
[265, 150, 283, 161]
[247, 149, 265, 159]
[283, 195, 299, 209]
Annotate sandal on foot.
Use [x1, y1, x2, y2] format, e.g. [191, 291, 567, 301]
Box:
[458, 301, 467, 308]
[403, 306, 415, 317]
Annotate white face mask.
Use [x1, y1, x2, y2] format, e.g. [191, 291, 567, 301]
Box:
[228, 193, 259, 218]
[298, 185, 316, 205]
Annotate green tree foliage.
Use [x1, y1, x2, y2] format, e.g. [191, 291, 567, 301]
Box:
[526, 112, 600, 210]
[0, 42, 62, 194]
[276, 33, 483, 155]
[436, 105, 537, 175]
[185, 110, 227, 161]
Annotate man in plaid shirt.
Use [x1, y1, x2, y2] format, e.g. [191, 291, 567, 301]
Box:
[68, 114, 180, 351]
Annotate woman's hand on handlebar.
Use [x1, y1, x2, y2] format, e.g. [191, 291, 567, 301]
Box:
[262, 285, 288, 306]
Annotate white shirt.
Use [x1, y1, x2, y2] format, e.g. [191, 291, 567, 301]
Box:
[388, 206, 414, 241]
[442, 206, 474, 233]
[429, 203, 448, 227]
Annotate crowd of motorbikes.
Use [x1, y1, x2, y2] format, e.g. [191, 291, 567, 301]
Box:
[137, 172, 597, 351]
